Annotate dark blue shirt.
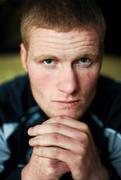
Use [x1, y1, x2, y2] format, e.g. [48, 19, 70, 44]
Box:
[0, 75, 121, 179]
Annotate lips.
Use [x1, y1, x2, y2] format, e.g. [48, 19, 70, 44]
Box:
[53, 100, 80, 103]
[52, 100, 81, 108]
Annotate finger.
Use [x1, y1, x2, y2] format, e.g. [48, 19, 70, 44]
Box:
[29, 133, 86, 153]
[33, 146, 70, 174]
[33, 146, 77, 165]
[33, 146, 85, 177]
[44, 116, 93, 143]
[28, 122, 88, 142]
[44, 116, 91, 135]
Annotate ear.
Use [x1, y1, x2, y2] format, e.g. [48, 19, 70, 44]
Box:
[20, 43, 28, 72]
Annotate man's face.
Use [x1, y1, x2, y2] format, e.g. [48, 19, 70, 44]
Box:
[20, 28, 102, 120]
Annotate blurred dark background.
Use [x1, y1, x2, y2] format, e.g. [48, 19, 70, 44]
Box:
[0, 0, 121, 55]
[0, 0, 23, 53]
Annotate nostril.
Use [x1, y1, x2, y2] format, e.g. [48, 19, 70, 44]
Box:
[58, 73, 78, 95]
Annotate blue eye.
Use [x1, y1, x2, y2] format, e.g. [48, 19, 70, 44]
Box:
[43, 59, 54, 64]
[40, 58, 58, 69]
[75, 57, 92, 68]
[78, 57, 91, 64]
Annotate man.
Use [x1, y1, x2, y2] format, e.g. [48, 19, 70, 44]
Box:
[0, 0, 121, 179]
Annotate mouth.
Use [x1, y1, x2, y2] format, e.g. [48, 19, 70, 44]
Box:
[52, 100, 81, 108]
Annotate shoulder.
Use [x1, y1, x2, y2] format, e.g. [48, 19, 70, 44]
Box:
[91, 75, 121, 130]
[94, 75, 121, 107]
[0, 75, 35, 123]
[88, 76, 121, 178]
[0, 74, 29, 105]
[98, 75, 121, 93]
[0, 74, 28, 93]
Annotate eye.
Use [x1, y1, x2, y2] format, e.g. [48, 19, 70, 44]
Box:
[42, 59, 55, 65]
[40, 58, 58, 69]
[78, 57, 91, 64]
[75, 57, 92, 68]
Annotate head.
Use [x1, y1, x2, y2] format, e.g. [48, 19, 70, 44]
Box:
[20, 0, 106, 119]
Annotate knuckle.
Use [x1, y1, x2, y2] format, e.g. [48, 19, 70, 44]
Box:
[78, 133, 89, 147]
[77, 140, 89, 157]
[51, 133, 60, 142]
[82, 123, 90, 133]
[76, 131, 83, 140]
[33, 146, 40, 155]
[76, 144, 85, 156]
[52, 123, 61, 131]
[51, 147, 61, 157]
[47, 159, 60, 175]
[82, 134, 89, 145]
[80, 146, 87, 157]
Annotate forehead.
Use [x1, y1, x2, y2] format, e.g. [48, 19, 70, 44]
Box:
[29, 27, 99, 42]
[28, 27, 100, 56]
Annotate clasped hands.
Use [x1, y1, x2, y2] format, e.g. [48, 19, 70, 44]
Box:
[22, 116, 109, 180]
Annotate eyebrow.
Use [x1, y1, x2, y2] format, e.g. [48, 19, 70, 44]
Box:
[75, 53, 99, 59]
[34, 55, 56, 62]
[33, 52, 100, 62]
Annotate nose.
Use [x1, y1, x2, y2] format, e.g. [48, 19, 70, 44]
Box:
[58, 67, 78, 95]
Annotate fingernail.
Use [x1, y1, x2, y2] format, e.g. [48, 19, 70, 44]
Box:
[29, 139, 33, 145]
[28, 128, 32, 134]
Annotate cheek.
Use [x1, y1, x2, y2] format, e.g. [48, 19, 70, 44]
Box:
[87, 71, 99, 87]
[80, 70, 99, 96]
[28, 67, 55, 93]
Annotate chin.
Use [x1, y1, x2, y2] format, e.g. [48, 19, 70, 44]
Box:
[47, 110, 85, 120]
